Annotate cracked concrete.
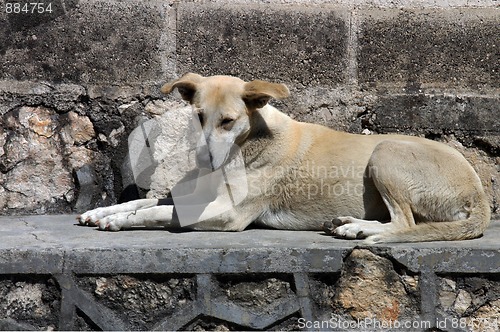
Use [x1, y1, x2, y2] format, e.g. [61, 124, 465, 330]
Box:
[1, 215, 499, 274]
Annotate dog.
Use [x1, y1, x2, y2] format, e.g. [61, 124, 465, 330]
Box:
[77, 73, 491, 243]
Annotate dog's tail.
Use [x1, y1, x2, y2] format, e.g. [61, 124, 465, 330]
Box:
[366, 196, 491, 244]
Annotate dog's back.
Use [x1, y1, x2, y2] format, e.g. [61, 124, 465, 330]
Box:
[245, 104, 490, 242]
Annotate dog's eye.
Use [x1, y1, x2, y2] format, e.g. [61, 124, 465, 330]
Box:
[221, 118, 235, 130]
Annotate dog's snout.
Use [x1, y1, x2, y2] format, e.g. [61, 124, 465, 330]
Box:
[196, 145, 213, 169]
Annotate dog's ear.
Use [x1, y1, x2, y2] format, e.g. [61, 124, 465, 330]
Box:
[161, 73, 204, 103]
[243, 80, 290, 109]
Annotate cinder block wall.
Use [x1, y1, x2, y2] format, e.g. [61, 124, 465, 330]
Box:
[0, 0, 498, 215]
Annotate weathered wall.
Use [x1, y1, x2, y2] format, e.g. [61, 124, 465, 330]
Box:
[0, 0, 498, 216]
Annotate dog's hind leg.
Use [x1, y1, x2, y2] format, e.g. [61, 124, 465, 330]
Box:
[327, 192, 414, 240]
[326, 141, 420, 241]
[325, 217, 388, 239]
[329, 140, 490, 244]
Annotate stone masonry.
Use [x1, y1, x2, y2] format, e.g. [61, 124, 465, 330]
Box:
[0, 216, 499, 331]
[0, 0, 498, 215]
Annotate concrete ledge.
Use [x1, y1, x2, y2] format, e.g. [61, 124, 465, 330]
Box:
[1, 215, 499, 330]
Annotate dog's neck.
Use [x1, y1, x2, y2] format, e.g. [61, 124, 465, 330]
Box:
[240, 105, 294, 169]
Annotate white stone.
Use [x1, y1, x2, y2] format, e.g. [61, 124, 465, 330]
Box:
[147, 104, 196, 198]
[453, 289, 472, 315]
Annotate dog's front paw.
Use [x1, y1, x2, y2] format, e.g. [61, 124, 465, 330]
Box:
[323, 217, 357, 236]
[96, 213, 131, 231]
[77, 207, 107, 226]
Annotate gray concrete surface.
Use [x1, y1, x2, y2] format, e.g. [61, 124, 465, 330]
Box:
[1, 215, 499, 274]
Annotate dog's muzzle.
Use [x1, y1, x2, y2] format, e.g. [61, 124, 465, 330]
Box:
[195, 145, 213, 169]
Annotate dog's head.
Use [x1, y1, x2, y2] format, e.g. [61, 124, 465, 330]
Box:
[161, 73, 289, 169]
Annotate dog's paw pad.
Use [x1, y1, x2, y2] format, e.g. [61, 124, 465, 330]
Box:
[334, 224, 365, 239]
[323, 220, 336, 234]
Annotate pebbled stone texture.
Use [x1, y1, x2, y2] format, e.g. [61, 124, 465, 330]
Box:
[177, 3, 349, 85]
[358, 9, 499, 92]
[0, 0, 173, 85]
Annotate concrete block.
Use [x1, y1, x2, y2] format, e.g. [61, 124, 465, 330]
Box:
[358, 9, 499, 92]
[373, 95, 499, 135]
[177, 3, 349, 85]
[0, 0, 174, 85]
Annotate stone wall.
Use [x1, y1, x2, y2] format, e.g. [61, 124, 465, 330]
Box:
[0, 0, 498, 215]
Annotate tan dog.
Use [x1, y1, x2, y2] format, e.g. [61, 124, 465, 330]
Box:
[77, 74, 490, 243]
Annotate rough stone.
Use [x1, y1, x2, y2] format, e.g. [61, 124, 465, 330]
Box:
[18, 106, 56, 138]
[77, 275, 195, 330]
[333, 249, 419, 323]
[467, 299, 500, 332]
[145, 99, 173, 116]
[308, 274, 338, 315]
[0, 277, 60, 331]
[0, 107, 73, 212]
[453, 289, 473, 315]
[59, 111, 95, 145]
[147, 103, 196, 198]
[4, 160, 72, 212]
[0, 105, 103, 213]
[358, 9, 499, 92]
[217, 275, 294, 308]
[74, 164, 100, 213]
[177, 3, 349, 85]
[438, 275, 500, 331]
